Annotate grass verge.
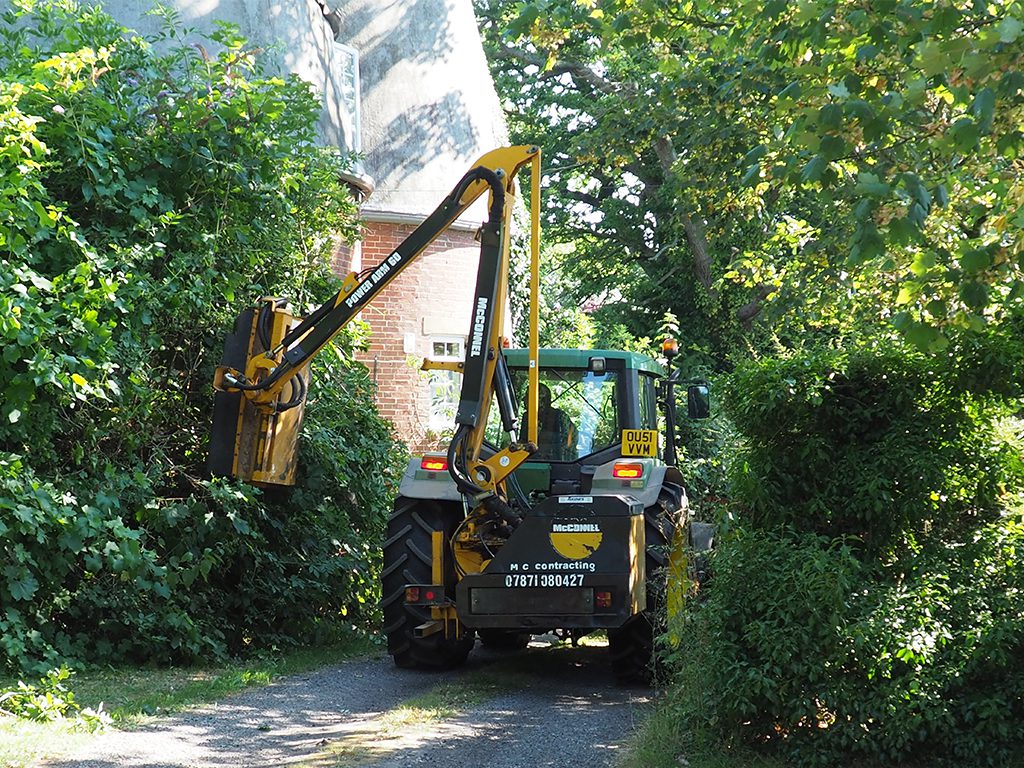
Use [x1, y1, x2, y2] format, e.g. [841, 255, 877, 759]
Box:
[0, 633, 379, 768]
[617, 691, 787, 768]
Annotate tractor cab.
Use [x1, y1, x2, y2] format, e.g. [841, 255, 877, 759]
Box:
[489, 348, 669, 498]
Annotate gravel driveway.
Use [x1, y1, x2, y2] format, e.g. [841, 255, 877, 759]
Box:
[41, 639, 652, 768]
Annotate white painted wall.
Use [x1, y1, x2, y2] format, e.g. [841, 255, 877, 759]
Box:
[100, 0, 357, 154]
[334, 0, 508, 222]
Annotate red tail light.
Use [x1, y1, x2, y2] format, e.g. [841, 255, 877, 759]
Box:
[420, 456, 448, 472]
[596, 590, 613, 609]
[612, 462, 644, 479]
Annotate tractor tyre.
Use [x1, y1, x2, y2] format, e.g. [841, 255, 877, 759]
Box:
[478, 629, 531, 650]
[382, 496, 473, 670]
[608, 483, 685, 685]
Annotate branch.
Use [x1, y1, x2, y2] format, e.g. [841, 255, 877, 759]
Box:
[681, 214, 716, 298]
[736, 284, 774, 327]
[490, 40, 626, 98]
[562, 189, 606, 208]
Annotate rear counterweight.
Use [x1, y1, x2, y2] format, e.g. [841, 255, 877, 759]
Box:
[455, 494, 645, 630]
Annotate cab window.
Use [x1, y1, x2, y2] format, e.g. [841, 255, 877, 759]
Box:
[511, 368, 620, 462]
[639, 374, 658, 430]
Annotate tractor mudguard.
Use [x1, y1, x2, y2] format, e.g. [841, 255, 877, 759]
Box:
[590, 459, 687, 508]
[397, 457, 462, 502]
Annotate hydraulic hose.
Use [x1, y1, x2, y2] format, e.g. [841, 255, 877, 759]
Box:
[446, 424, 521, 529]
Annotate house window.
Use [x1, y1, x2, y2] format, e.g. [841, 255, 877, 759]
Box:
[428, 336, 465, 430]
[333, 42, 361, 154]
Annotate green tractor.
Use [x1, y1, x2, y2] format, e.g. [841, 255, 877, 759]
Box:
[209, 144, 713, 683]
[384, 345, 712, 682]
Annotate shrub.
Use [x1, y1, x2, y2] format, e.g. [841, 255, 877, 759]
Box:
[0, 666, 110, 731]
[0, 1, 404, 673]
[722, 345, 1018, 554]
[672, 513, 1024, 766]
[667, 340, 1024, 766]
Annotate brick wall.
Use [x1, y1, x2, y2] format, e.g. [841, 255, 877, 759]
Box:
[333, 219, 482, 453]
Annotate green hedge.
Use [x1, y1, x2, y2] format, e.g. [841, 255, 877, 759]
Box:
[667, 343, 1024, 766]
[0, 2, 404, 673]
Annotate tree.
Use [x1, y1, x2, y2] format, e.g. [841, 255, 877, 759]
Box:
[476, 0, 1024, 355]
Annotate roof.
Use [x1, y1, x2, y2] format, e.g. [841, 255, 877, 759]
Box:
[503, 348, 666, 376]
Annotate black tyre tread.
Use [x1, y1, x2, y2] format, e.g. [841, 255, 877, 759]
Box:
[382, 496, 473, 669]
[608, 482, 685, 685]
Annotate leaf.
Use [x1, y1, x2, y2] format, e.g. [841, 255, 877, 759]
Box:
[854, 172, 890, 198]
[972, 87, 995, 133]
[818, 103, 843, 129]
[910, 252, 936, 277]
[895, 284, 918, 305]
[907, 202, 928, 227]
[856, 44, 880, 61]
[916, 40, 949, 77]
[905, 323, 946, 352]
[71, 373, 87, 387]
[742, 145, 767, 165]
[7, 409, 20, 424]
[892, 311, 912, 330]
[5, 567, 39, 601]
[28, 273, 53, 291]
[801, 155, 827, 183]
[890, 217, 919, 243]
[507, 5, 540, 37]
[819, 135, 845, 160]
[849, 222, 884, 264]
[827, 82, 850, 99]
[740, 163, 761, 186]
[900, 173, 931, 211]
[961, 249, 991, 273]
[999, 16, 1022, 43]
[949, 118, 979, 152]
[762, 0, 789, 21]
[960, 281, 989, 309]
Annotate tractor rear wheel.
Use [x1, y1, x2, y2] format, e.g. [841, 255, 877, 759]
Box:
[608, 483, 685, 685]
[382, 497, 473, 669]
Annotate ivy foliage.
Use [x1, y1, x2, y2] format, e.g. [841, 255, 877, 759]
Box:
[668, 342, 1024, 766]
[0, 1, 404, 673]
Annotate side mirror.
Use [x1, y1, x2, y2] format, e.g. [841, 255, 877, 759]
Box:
[686, 383, 711, 419]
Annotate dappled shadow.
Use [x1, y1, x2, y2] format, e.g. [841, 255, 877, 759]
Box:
[45, 643, 649, 768]
[44, 655, 443, 768]
[336, 0, 494, 201]
[307, 642, 651, 768]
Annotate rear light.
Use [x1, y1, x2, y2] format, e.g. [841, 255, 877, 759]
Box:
[405, 585, 444, 605]
[612, 462, 645, 479]
[420, 456, 448, 472]
[596, 590, 613, 609]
